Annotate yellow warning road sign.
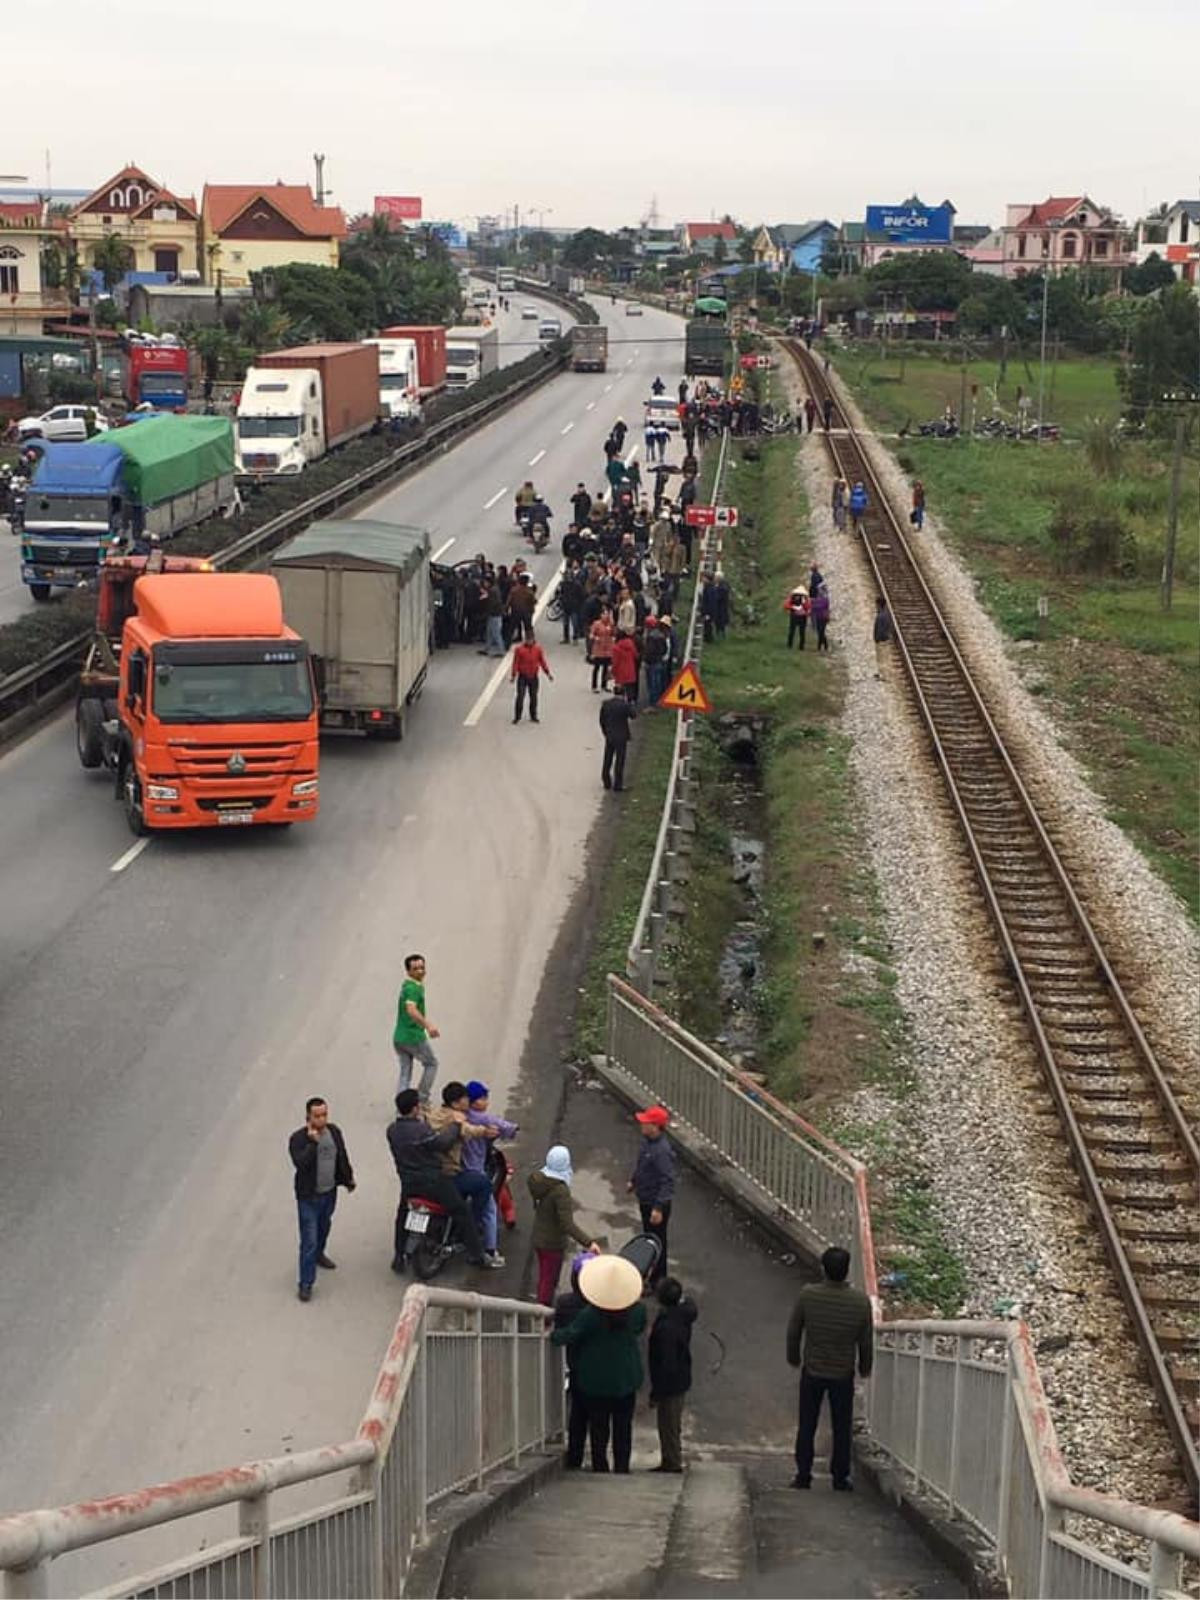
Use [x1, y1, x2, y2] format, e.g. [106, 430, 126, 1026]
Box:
[659, 661, 713, 714]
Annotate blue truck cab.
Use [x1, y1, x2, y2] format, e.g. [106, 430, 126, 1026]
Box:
[21, 441, 127, 601]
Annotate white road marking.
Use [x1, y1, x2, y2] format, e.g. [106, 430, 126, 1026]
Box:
[483, 486, 509, 511]
[625, 357, 633, 367]
[624, 444, 640, 466]
[604, 383, 613, 393]
[585, 402, 595, 411]
[432, 537, 456, 561]
[528, 449, 546, 466]
[110, 838, 150, 875]
[463, 565, 563, 729]
[560, 422, 574, 435]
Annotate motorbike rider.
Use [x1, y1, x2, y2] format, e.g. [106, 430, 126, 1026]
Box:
[651, 377, 666, 396]
[514, 480, 538, 528]
[387, 1089, 490, 1272]
[429, 1082, 503, 1266]
[526, 494, 553, 550]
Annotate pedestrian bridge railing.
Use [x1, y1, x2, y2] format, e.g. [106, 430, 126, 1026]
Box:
[605, 978, 1199, 1599]
[0, 1289, 561, 1599]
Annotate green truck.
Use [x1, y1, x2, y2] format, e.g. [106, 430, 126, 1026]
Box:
[684, 318, 729, 378]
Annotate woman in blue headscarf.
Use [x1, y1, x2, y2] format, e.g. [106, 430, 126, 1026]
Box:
[528, 1145, 599, 1305]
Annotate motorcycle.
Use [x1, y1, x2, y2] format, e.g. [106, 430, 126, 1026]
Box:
[516, 505, 550, 553]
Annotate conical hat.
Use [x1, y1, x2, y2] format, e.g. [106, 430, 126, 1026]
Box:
[578, 1255, 643, 1312]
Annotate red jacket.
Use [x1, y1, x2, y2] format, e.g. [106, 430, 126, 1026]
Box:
[511, 642, 551, 680]
[610, 635, 639, 688]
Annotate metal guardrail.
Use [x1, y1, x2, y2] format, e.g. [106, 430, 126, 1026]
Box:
[0, 1287, 561, 1598]
[0, 350, 571, 736]
[603, 981, 1199, 1597]
[625, 427, 731, 992]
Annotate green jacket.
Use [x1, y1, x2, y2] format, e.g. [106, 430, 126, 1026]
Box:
[527, 1170, 593, 1252]
[551, 1302, 647, 1398]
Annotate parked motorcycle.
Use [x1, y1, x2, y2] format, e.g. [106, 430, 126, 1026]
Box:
[401, 1193, 468, 1280]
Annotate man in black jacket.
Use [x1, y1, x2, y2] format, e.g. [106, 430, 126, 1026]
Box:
[289, 1097, 356, 1303]
[649, 1278, 698, 1472]
[599, 693, 635, 792]
[387, 1088, 487, 1271]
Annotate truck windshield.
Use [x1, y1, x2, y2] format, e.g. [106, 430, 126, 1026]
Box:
[238, 416, 301, 439]
[152, 655, 313, 723]
[139, 374, 185, 397]
[26, 494, 108, 525]
[446, 347, 478, 366]
[379, 374, 410, 390]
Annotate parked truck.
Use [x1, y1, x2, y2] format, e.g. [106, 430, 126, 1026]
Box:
[121, 337, 189, 411]
[569, 325, 608, 372]
[235, 343, 379, 479]
[271, 519, 431, 741]
[496, 268, 516, 294]
[684, 318, 729, 378]
[364, 337, 421, 420]
[379, 326, 447, 399]
[21, 416, 236, 600]
[444, 326, 499, 389]
[75, 554, 320, 834]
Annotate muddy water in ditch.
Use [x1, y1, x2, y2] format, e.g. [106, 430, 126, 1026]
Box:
[713, 718, 767, 1068]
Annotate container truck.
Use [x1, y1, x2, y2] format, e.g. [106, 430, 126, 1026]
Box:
[444, 326, 499, 389]
[21, 416, 236, 600]
[685, 319, 729, 377]
[364, 337, 420, 419]
[569, 326, 608, 372]
[496, 269, 516, 293]
[379, 326, 447, 398]
[271, 519, 431, 741]
[121, 338, 189, 411]
[75, 554, 320, 835]
[236, 343, 379, 479]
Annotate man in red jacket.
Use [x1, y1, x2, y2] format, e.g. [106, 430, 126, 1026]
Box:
[511, 630, 554, 723]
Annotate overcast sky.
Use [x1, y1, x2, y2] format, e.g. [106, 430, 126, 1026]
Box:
[15, 0, 1197, 232]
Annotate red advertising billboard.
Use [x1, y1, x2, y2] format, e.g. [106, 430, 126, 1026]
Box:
[374, 196, 422, 221]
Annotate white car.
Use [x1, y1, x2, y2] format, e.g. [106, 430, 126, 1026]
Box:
[644, 395, 680, 431]
[17, 405, 110, 443]
[625, 302, 643, 316]
[521, 305, 539, 320]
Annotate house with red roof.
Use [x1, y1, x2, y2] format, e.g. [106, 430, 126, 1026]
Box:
[69, 165, 200, 281]
[1001, 196, 1128, 279]
[201, 182, 347, 287]
[681, 220, 739, 258]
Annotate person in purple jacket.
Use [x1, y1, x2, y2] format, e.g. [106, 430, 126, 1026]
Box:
[463, 1080, 519, 1264]
[811, 584, 831, 653]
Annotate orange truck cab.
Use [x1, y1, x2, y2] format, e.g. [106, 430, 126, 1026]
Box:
[77, 562, 320, 834]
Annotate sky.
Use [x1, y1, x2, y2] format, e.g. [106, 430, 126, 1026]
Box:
[12, 0, 1197, 233]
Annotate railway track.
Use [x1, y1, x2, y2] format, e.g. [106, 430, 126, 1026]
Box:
[781, 338, 1200, 1500]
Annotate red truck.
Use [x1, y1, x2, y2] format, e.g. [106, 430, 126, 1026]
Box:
[122, 341, 190, 410]
[379, 326, 447, 398]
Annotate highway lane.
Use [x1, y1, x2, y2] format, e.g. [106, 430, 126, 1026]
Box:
[0, 284, 570, 628]
[0, 295, 684, 1582]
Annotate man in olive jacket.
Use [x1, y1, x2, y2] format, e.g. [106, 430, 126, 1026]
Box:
[786, 1245, 874, 1490]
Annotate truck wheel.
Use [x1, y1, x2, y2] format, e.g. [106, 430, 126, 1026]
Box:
[76, 698, 104, 769]
[29, 584, 51, 603]
[377, 713, 403, 742]
[122, 765, 148, 837]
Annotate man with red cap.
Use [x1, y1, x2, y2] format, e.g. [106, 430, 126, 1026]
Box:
[628, 1105, 675, 1285]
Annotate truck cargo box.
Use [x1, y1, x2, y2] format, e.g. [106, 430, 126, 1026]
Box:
[378, 326, 447, 396]
[258, 343, 379, 450]
[570, 325, 608, 372]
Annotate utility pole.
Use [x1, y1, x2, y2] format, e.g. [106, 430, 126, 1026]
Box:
[959, 340, 968, 430]
[1161, 403, 1189, 611]
[313, 154, 326, 205]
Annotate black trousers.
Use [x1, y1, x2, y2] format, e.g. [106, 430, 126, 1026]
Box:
[815, 619, 829, 653]
[510, 613, 534, 642]
[565, 1387, 589, 1468]
[591, 659, 610, 691]
[586, 1392, 636, 1472]
[513, 675, 540, 721]
[639, 1200, 671, 1284]
[794, 1371, 854, 1484]
[602, 738, 628, 790]
[787, 615, 807, 649]
[394, 1175, 483, 1264]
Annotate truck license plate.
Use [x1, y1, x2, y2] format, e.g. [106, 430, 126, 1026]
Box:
[217, 810, 255, 826]
[406, 1210, 430, 1235]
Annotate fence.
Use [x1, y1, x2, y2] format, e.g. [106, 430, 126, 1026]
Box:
[0, 1288, 561, 1599]
[604, 979, 1199, 1598]
[625, 427, 731, 994]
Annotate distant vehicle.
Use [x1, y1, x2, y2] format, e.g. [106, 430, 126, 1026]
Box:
[470, 286, 491, 307]
[644, 396, 680, 432]
[120, 338, 189, 411]
[685, 318, 729, 377]
[538, 317, 562, 342]
[445, 326, 500, 389]
[569, 325, 608, 372]
[625, 302, 643, 317]
[520, 304, 539, 320]
[18, 406, 110, 443]
[496, 269, 516, 293]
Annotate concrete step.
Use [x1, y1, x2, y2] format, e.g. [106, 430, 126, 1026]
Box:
[657, 1462, 754, 1594]
[444, 1472, 685, 1598]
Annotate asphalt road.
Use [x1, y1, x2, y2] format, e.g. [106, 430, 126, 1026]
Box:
[0, 293, 685, 1582]
[0, 284, 569, 628]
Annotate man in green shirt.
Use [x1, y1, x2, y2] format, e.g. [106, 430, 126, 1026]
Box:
[393, 953, 440, 1101]
[786, 1245, 874, 1491]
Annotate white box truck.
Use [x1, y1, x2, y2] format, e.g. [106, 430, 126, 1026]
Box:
[364, 337, 421, 419]
[271, 519, 431, 741]
[445, 326, 500, 389]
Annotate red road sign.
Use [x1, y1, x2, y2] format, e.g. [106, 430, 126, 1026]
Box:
[685, 505, 740, 528]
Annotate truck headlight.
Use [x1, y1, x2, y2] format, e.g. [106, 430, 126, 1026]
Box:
[147, 783, 179, 801]
[292, 777, 319, 796]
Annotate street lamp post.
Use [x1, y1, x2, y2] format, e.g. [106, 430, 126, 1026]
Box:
[1035, 220, 1062, 443]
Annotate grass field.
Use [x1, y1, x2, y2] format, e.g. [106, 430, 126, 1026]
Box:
[830, 346, 1200, 918]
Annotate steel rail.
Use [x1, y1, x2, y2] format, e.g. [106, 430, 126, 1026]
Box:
[783, 338, 1199, 1497]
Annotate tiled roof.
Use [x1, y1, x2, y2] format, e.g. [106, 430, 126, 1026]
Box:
[769, 220, 834, 247]
[1016, 196, 1084, 228]
[203, 183, 347, 239]
[130, 190, 199, 222]
[1171, 200, 1200, 222]
[0, 201, 42, 227]
[70, 166, 161, 217]
[686, 222, 737, 240]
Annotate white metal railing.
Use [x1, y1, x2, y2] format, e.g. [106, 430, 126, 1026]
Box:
[626, 427, 732, 992]
[0, 1288, 561, 1599]
[604, 979, 1199, 1598]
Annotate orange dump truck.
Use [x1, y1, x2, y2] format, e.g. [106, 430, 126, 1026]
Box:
[76, 555, 320, 834]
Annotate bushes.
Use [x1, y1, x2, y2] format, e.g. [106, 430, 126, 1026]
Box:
[1049, 487, 1136, 577]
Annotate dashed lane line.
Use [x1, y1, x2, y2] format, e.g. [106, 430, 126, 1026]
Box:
[528, 449, 546, 467]
[111, 838, 151, 875]
[560, 422, 574, 435]
[432, 537, 456, 561]
[483, 486, 509, 510]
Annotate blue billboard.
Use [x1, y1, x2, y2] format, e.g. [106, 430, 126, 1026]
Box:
[865, 202, 954, 245]
[423, 221, 467, 249]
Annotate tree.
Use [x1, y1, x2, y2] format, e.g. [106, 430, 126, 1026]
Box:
[40, 237, 82, 302]
[712, 236, 727, 265]
[956, 277, 1025, 338]
[736, 230, 757, 265]
[342, 219, 460, 327]
[264, 263, 376, 342]
[520, 229, 556, 265]
[1122, 252, 1176, 297]
[236, 301, 292, 354]
[1118, 281, 1200, 432]
[187, 324, 235, 385]
[866, 249, 973, 310]
[93, 232, 133, 293]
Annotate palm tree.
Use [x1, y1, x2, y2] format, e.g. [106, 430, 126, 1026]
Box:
[237, 301, 292, 353]
[93, 232, 133, 293]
